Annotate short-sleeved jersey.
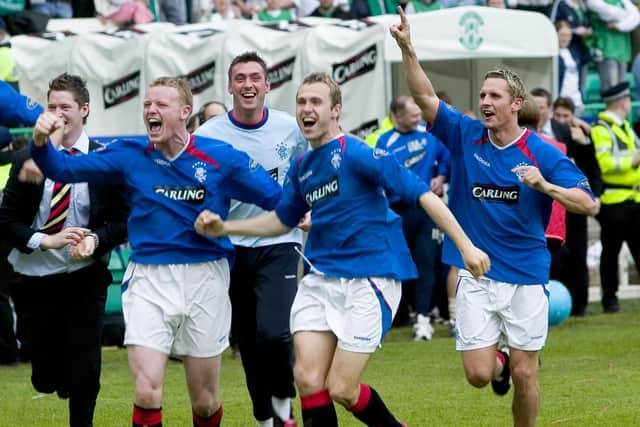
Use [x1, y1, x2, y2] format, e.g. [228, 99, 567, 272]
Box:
[275, 134, 430, 280]
[0, 81, 43, 127]
[430, 101, 593, 284]
[375, 125, 450, 204]
[31, 134, 282, 265]
[195, 108, 308, 247]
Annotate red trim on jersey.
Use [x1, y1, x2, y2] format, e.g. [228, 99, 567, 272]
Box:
[514, 129, 538, 166]
[144, 142, 154, 154]
[132, 405, 162, 425]
[301, 389, 332, 409]
[186, 135, 220, 168]
[338, 134, 346, 154]
[471, 133, 490, 145]
[350, 384, 372, 413]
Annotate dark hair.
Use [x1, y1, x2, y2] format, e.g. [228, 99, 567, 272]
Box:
[48, 73, 90, 123]
[530, 87, 552, 106]
[389, 95, 413, 115]
[552, 96, 576, 114]
[228, 51, 268, 82]
[198, 101, 227, 123]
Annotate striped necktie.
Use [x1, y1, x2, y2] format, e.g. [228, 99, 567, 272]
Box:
[39, 148, 80, 235]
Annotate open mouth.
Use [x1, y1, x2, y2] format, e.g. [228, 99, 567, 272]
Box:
[482, 110, 495, 120]
[301, 117, 316, 130]
[147, 117, 162, 133]
[241, 92, 256, 99]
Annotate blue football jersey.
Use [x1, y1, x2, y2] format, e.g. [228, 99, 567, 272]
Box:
[275, 134, 430, 280]
[376, 126, 450, 203]
[31, 134, 282, 265]
[430, 101, 593, 284]
[0, 81, 43, 127]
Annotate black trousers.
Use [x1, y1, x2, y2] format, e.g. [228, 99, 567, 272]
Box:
[230, 243, 299, 421]
[597, 201, 640, 306]
[563, 212, 590, 315]
[20, 262, 110, 427]
[0, 240, 18, 364]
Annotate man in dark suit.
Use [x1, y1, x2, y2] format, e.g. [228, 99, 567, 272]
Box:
[531, 88, 602, 316]
[0, 73, 128, 427]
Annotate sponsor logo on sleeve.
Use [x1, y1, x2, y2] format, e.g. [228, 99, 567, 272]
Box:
[332, 44, 377, 85]
[268, 57, 295, 90]
[471, 184, 520, 204]
[103, 71, 141, 109]
[305, 177, 339, 205]
[153, 186, 206, 204]
[181, 61, 215, 95]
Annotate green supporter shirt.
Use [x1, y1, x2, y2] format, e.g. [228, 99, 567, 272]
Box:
[588, 0, 631, 63]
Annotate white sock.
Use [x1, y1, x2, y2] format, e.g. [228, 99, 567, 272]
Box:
[256, 418, 273, 427]
[271, 396, 291, 421]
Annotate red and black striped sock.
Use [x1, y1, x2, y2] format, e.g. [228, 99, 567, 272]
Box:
[192, 404, 223, 427]
[132, 404, 162, 427]
[300, 389, 337, 427]
[349, 384, 402, 427]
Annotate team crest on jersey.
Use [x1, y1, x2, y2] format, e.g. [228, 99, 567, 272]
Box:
[276, 142, 289, 161]
[192, 161, 207, 183]
[331, 149, 342, 170]
[407, 139, 424, 152]
[512, 162, 529, 178]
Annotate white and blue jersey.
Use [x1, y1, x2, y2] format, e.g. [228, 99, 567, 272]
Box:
[376, 125, 450, 204]
[30, 135, 282, 265]
[430, 101, 593, 284]
[195, 108, 308, 247]
[0, 81, 43, 126]
[275, 134, 430, 280]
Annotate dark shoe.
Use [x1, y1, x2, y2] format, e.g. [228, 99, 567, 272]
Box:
[603, 302, 620, 313]
[274, 417, 297, 427]
[491, 350, 511, 396]
[56, 388, 69, 399]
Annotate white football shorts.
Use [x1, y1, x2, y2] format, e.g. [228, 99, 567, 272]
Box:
[121, 259, 231, 358]
[290, 274, 401, 353]
[455, 270, 549, 352]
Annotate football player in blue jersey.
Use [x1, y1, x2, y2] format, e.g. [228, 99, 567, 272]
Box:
[195, 72, 490, 427]
[391, 7, 598, 427]
[30, 77, 283, 427]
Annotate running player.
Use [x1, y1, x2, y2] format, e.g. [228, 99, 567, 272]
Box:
[195, 72, 490, 427]
[390, 8, 598, 427]
[195, 52, 307, 427]
[29, 77, 282, 427]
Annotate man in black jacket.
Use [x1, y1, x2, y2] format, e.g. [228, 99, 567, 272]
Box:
[0, 73, 128, 427]
[532, 88, 602, 316]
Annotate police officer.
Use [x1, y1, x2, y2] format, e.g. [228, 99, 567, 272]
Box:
[591, 82, 640, 313]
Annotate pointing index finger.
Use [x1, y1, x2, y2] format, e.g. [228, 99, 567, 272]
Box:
[397, 6, 408, 24]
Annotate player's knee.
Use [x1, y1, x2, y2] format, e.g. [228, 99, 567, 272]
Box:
[293, 363, 324, 393]
[511, 360, 537, 387]
[191, 397, 220, 418]
[134, 382, 163, 408]
[464, 368, 492, 388]
[326, 381, 358, 409]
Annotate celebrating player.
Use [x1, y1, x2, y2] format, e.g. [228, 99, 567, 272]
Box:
[195, 72, 489, 427]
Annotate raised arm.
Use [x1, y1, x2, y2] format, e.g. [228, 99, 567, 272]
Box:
[195, 210, 292, 238]
[418, 192, 491, 278]
[389, 6, 440, 123]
